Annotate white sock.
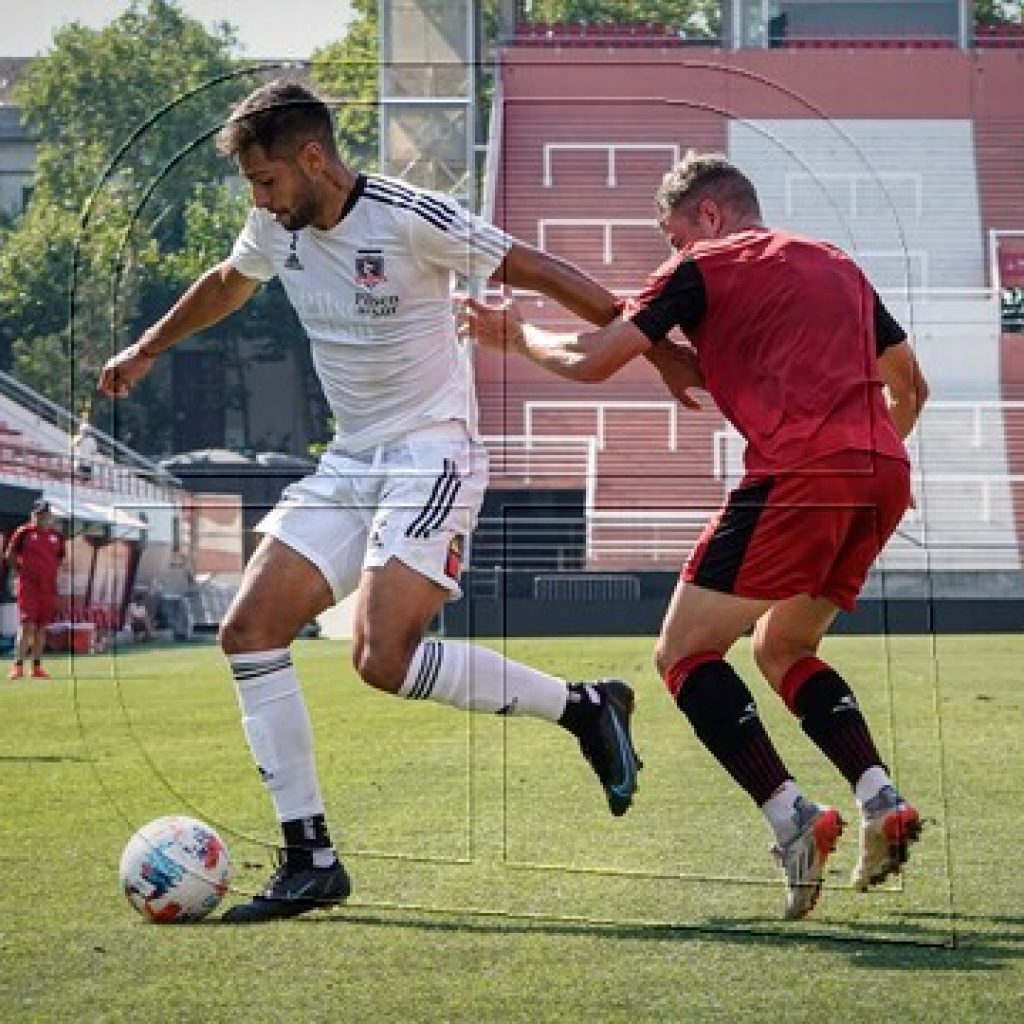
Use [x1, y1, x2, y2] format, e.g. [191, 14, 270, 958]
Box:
[761, 780, 807, 846]
[854, 765, 894, 812]
[228, 649, 329, 840]
[398, 640, 569, 721]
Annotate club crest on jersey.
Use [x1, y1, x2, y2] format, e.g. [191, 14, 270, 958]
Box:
[355, 250, 386, 289]
[445, 534, 465, 581]
[284, 233, 304, 271]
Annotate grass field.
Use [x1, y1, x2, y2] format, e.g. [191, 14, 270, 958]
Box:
[1, 633, 1022, 1022]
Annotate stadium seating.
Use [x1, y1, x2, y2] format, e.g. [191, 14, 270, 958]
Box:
[975, 23, 1024, 48]
[783, 37, 957, 49]
[484, 41, 1024, 572]
[510, 22, 698, 48]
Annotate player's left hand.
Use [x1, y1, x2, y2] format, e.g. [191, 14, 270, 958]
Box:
[98, 342, 156, 399]
[456, 293, 524, 352]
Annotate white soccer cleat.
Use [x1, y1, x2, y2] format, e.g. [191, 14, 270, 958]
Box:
[773, 802, 845, 921]
[851, 786, 922, 892]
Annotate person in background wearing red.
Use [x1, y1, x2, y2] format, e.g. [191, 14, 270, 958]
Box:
[5, 499, 65, 679]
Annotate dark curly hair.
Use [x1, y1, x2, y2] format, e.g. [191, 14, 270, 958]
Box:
[216, 80, 337, 158]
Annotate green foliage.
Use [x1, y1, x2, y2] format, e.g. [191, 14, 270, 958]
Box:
[0, 2, 321, 454]
[975, 1, 1024, 24]
[525, 0, 720, 36]
[15, 0, 240, 215]
[310, 3, 381, 169]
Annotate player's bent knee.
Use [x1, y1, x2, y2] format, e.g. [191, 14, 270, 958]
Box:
[653, 642, 675, 682]
[353, 648, 407, 693]
[753, 637, 805, 692]
[219, 610, 286, 656]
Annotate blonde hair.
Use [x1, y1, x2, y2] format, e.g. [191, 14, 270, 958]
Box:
[655, 150, 761, 220]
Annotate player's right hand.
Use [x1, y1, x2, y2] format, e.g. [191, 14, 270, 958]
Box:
[98, 341, 157, 399]
[456, 293, 524, 353]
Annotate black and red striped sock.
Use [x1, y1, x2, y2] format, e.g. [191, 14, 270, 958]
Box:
[665, 652, 791, 806]
[779, 656, 884, 789]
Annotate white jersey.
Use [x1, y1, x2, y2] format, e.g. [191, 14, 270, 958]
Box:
[228, 174, 513, 452]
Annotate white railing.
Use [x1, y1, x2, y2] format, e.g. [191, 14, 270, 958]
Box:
[919, 399, 1024, 448]
[523, 400, 681, 450]
[542, 142, 680, 189]
[903, 471, 1024, 528]
[537, 218, 665, 265]
[481, 398, 1024, 566]
[0, 440, 178, 504]
[482, 434, 596, 488]
[713, 401, 1024, 481]
[783, 171, 924, 219]
[586, 508, 709, 564]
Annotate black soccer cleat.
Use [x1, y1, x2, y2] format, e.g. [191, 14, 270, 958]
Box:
[575, 679, 642, 817]
[221, 854, 351, 924]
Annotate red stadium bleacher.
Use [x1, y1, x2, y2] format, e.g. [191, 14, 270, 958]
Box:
[511, 21, 696, 49]
[783, 37, 957, 49]
[975, 23, 1024, 48]
[485, 41, 1024, 570]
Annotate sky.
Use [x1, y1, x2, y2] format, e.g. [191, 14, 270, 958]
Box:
[5, 1, 356, 59]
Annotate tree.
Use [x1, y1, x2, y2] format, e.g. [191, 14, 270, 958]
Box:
[15, 1, 241, 219]
[975, 1, 1024, 25]
[524, 0, 720, 36]
[310, 0, 381, 168]
[0, 1, 332, 455]
[0, 1, 250, 446]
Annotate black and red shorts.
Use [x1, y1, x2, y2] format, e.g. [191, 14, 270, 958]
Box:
[684, 451, 910, 611]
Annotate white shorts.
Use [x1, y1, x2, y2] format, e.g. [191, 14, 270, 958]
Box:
[256, 422, 487, 602]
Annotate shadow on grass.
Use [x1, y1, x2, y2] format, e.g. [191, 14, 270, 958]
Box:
[0, 754, 91, 763]
[260, 905, 1024, 971]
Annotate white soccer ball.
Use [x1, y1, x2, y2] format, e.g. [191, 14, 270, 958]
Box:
[119, 815, 233, 923]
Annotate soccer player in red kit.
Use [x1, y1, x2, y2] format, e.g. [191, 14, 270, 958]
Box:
[459, 151, 929, 920]
[6, 499, 65, 679]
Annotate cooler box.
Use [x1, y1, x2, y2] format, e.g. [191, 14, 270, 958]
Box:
[46, 622, 95, 654]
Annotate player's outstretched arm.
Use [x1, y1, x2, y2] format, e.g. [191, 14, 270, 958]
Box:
[458, 295, 650, 382]
[98, 261, 259, 399]
[494, 243, 619, 327]
[878, 339, 929, 439]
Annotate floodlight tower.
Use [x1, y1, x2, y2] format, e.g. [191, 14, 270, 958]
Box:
[377, 0, 480, 208]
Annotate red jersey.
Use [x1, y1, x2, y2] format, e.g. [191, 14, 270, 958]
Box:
[6, 523, 65, 592]
[623, 228, 908, 475]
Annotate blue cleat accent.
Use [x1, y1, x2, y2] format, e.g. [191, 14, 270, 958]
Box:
[575, 679, 642, 816]
[221, 853, 351, 923]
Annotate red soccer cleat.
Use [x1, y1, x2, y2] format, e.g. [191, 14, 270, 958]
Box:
[31, 665, 51, 679]
[774, 802, 845, 920]
[8, 663, 24, 680]
[852, 787, 923, 891]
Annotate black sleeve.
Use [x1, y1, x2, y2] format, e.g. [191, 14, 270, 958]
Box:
[874, 290, 906, 355]
[627, 257, 707, 342]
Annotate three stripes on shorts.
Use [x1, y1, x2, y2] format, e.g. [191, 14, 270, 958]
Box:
[406, 458, 462, 539]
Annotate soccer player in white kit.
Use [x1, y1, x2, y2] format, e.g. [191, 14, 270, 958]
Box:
[98, 81, 641, 922]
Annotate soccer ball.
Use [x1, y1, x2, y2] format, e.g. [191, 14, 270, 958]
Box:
[119, 815, 233, 923]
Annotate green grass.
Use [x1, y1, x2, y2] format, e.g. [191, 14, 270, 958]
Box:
[1, 634, 1022, 1022]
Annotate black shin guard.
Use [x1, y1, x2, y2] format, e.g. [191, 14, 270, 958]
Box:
[793, 668, 884, 788]
[676, 660, 790, 806]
